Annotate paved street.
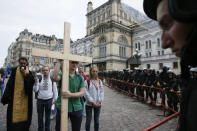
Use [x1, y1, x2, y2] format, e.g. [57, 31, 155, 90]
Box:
[0, 86, 177, 131]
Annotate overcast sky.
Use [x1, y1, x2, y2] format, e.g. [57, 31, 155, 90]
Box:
[0, 0, 144, 67]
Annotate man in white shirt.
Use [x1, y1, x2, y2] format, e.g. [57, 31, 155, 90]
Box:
[34, 66, 58, 131]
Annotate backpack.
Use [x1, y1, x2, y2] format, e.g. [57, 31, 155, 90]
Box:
[86, 79, 101, 90]
[35, 76, 54, 99]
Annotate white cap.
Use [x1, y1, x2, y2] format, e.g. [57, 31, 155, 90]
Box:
[190, 67, 197, 72]
[167, 70, 174, 73]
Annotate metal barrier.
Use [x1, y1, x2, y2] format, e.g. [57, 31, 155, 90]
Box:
[104, 77, 180, 130]
[143, 112, 179, 131]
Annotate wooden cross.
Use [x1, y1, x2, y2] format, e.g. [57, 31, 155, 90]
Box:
[31, 22, 92, 131]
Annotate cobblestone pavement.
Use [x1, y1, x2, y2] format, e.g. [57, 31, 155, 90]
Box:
[0, 86, 177, 131]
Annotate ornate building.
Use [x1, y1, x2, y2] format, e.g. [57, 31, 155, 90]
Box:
[4, 0, 180, 74]
[71, 0, 180, 73]
[4, 29, 63, 71]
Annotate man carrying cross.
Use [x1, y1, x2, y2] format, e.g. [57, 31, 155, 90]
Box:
[31, 22, 92, 131]
[52, 60, 85, 131]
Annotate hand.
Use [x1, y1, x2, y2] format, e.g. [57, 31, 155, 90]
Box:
[62, 91, 73, 98]
[92, 102, 98, 107]
[96, 102, 101, 107]
[53, 101, 56, 105]
[93, 102, 101, 107]
[20, 66, 26, 76]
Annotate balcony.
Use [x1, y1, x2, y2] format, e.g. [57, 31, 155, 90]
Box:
[141, 54, 178, 62]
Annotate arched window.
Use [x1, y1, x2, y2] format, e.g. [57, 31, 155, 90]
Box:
[118, 35, 128, 44]
[98, 36, 107, 44]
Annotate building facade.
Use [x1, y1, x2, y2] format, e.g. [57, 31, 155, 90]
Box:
[4, 0, 180, 74]
[4, 29, 63, 71]
[71, 0, 180, 73]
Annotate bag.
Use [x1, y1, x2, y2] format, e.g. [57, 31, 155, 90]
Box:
[35, 76, 54, 99]
[87, 79, 100, 90]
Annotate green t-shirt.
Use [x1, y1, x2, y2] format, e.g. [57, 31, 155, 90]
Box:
[56, 72, 84, 112]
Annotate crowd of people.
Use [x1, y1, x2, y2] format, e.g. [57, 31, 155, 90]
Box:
[99, 67, 182, 116]
[1, 57, 104, 131]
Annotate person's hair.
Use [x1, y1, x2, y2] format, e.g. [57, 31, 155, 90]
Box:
[42, 66, 50, 71]
[89, 65, 99, 80]
[78, 64, 83, 68]
[0, 68, 5, 76]
[19, 57, 28, 65]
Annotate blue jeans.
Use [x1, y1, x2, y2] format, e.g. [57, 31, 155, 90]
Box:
[56, 109, 83, 131]
[85, 105, 101, 131]
[37, 99, 53, 131]
[80, 97, 85, 114]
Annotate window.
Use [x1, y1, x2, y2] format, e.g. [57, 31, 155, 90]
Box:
[90, 47, 93, 55]
[98, 16, 100, 22]
[173, 62, 178, 69]
[149, 52, 151, 57]
[119, 46, 126, 57]
[99, 46, 106, 57]
[158, 51, 160, 56]
[26, 50, 30, 55]
[159, 63, 163, 69]
[107, 9, 111, 17]
[138, 43, 141, 50]
[94, 18, 96, 24]
[149, 40, 152, 48]
[157, 38, 160, 47]
[101, 27, 105, 33]
[120, 10, 123, 17]
[147, 64, 151, 69]
[124, 47, 126, 57]
[146, 41, 148, 49]
[119, 47, 121, 57]
[146, 53, 148, 57]
[162, 50, 164, 55]
[102, 13, 105, 20]
[124, 13, 127, 20]
[84, 49, 87, 55]
[89, 20, 92, 25]
[99, 36, 106, 43]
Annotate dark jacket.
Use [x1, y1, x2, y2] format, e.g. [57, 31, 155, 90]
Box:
[178, 26, 197, 131]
